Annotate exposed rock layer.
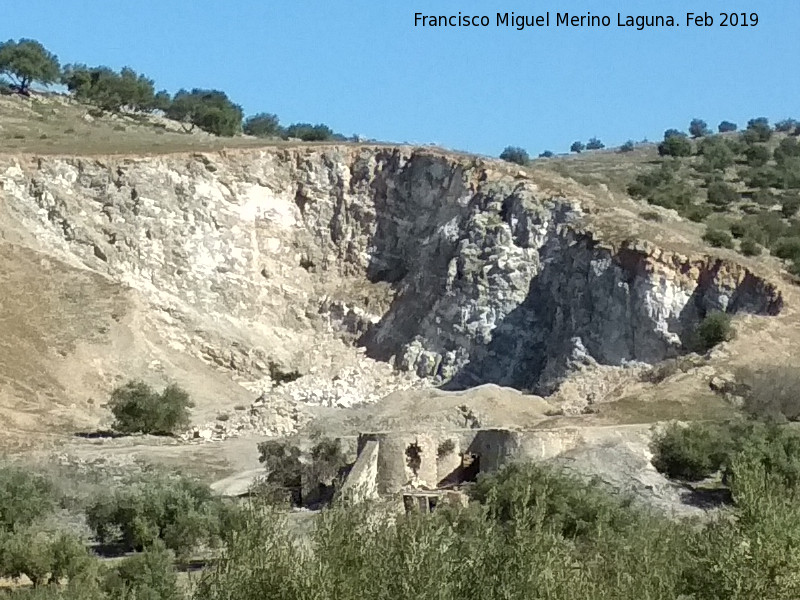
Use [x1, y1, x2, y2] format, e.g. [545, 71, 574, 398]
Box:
[0, 147, 782, 398]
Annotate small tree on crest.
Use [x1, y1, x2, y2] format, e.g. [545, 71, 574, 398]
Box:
[0, 39, 60, 95]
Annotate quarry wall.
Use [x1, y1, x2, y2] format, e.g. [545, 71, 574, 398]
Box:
[0, 146, 782, 398]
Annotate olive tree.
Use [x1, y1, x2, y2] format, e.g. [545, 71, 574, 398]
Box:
[108, 381, 193, 435]
[244, 112, 282, 137]
[499, 146, 529, 165]
[166, 89, 243, 136]
[0, 39, 60, 95]
[689, 118, 711, 138]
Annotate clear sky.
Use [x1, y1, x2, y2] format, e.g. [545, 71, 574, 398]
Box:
[4, 0, 799, 156]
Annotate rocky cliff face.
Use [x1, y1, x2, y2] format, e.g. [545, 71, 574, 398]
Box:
[0, 147, 782, 403]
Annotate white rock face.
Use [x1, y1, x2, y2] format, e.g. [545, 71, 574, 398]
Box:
[0, 147, 782, 409]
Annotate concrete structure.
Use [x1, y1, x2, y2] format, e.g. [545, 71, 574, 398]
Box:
[339, 439, 380, 502]
[341, 425, 647, 502]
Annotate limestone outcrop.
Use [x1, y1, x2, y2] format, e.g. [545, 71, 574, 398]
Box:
[0, 146, 782, 408]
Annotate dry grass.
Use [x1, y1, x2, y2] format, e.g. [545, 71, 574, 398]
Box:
[0, 92, 338, 156]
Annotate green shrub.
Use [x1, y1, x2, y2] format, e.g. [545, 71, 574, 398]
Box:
[283, 122, 336, 141]
[651, 422, 732, 481]
[0, 467, 55, 531]
[738, 366, 800, 422]
[744, 117, 772, 143]
[739, 237, 761, 256]
[62, 65, 165, 113]
[538, 150, 554, 158]
[86, 472, 224, 558]
[198, 472, 688, 600]
[776, 118, 799, 133]
[706, 181, 738, 207]
[774, 158, 800, 189]
[499, 146, 529, 165]
[472, 462, 636, 536]
[753, 211, 788, 245]
[685, 204, 712, 222]
[256, 437, 347, 507]
[697, 136, 735, 171]
[781, 192, 800, 218]
[569, 140, 584, 153]
[619, 140, 635, 153]
[725, 136, 746, 156]
[256, 440, 303, 503]
[744, 165, 780, 189]
[585, 137, 604, 150]
[689, 118, 710, 138]
[166, 89, 243, 136]
[627, 161, 677, 198]
[104, 540, 180, 600]
[718, 120, 738, 133]
[689, 311, 734, 352]
[751, 187, 778, 206]
[774, 137, 800, 166]
[658, 132, 692, 157]
[729, 220, 746, 239]
[702, 228, 734, 248]
[744, 144, 771, 167]
[0, 526, 92, 587]
[243, 112, 281, 137]
[639, 210, 662, 222]
[773, 236, 800, 261]
[108, 381, 193, 435]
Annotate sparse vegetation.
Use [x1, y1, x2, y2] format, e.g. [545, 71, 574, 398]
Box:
[689, 311, 734, 352]
[108, 381, 193, 435]
[268, 361, 302, 385]
[437, 438, 456, 458]
[738, 365, 800, 422]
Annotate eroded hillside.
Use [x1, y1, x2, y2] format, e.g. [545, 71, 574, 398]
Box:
[0, 144, 794, 449]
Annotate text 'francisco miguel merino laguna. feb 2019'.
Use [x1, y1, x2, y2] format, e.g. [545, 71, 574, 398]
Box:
[414, 12, 760, 31]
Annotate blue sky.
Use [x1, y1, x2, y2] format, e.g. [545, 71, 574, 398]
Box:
[4, 0, 799, 156]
